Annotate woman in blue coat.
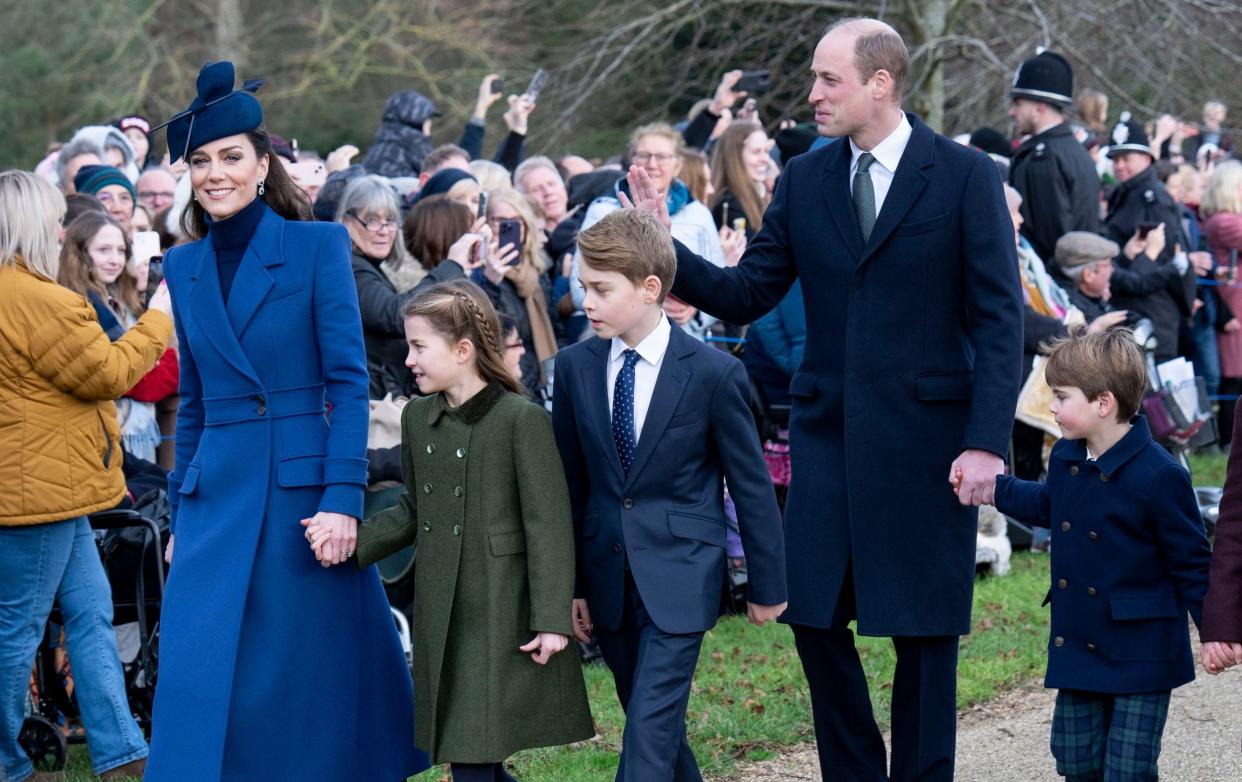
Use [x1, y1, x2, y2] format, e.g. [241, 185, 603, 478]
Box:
[145, 62, 429, 781]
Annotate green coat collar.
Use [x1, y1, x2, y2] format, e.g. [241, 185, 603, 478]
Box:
[426, 381, 507, 426]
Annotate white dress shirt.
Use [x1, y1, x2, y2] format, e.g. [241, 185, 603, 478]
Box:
[848, 112, 913, 217]
[606, 314, 672, 444]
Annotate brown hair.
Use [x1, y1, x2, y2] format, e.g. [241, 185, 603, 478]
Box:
[58, 211, 143, 317]
[1044, 329, 1147, 422]
[626, 122, 685, 162]
[710, 120, 768, 230]
[1075, 89, 1110, 135]
[576, 209, 677, 304]
[422, 144, 470, 176]
[402, 279, 523, 395]
[827, 18, 909, 100]
[181, 126, 313, 240]
[403, 195, 475, 271]
[679, 149, 711, 205]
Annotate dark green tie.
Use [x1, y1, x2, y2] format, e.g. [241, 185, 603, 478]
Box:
[853, 152, 877, 242]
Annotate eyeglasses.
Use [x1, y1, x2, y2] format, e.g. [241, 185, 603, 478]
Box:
[348, 212, 398, 233]
[96, 191, 134, 207]
[138, 190, 175, 202]
[631, 152, 677, 165]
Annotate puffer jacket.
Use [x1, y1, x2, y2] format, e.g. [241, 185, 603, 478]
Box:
[0, 260, 171, 526]
[361, 90, 438, 179]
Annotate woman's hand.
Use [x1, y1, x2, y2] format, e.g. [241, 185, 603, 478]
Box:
[572, 599, 593, 643]
[1201, 641, 1242, 674]
[474, 74, 503, 119]
[504, 94, 537, 136]
[165, 533, 175, 566]
[709, 70, 746, 115]
[519, 632, 568, 665]
[719, 225, 747, 267]
[482, 237, 520, 286]
[148, 281, 173, 320]
[325, 144, 360, 174]
[620, 166, 672, 231]
[1144, 223, 1167, 261]
[300, 512, 358, 567]
[1224, 318, 1241, 334]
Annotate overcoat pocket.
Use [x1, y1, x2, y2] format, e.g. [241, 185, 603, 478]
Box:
[489, 531, 528, 556]
[277, 453, 326, 488]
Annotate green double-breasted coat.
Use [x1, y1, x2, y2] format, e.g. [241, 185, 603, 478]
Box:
[357, 383, 594, 763]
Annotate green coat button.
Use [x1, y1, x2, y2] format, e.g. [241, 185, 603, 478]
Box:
[453, 525, 461, 536]
[424, 482, 433, 494]
[454, 486, 463, 497]
[427, 443, 435, 454]
[423, 521, 432, 532]
[456, 448, 465, 458]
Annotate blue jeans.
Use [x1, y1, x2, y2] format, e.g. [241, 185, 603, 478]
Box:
[0, 517, 148, 781]
[1190, 321, 1222, 399]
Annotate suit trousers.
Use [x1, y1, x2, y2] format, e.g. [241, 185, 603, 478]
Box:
[791, 561, 959, 781]
[595, 569, 706, 782]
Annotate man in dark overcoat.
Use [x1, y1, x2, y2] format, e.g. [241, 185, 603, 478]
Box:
[626, 17, 1022, 782]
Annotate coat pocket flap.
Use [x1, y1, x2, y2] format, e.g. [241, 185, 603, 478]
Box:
[277, 454, 326, 488]
[581, 512, 601, 537]
[667, 512, 727, 547]
[789, 371, 819, 399]
[1110, 594, 1180, 620]
[178, 464, 201, 496]
[916, 371, 974, 401]
[488, 531, 528, 556]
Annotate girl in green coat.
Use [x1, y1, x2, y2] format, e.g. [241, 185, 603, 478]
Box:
[305, 277, 593, 781]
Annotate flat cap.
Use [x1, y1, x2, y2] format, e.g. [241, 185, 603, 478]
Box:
[1055, 231, 1120, 269]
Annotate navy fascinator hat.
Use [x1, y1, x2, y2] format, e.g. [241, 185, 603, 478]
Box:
[151, 61, 264, 163]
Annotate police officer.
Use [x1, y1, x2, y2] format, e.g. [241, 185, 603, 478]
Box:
[1104, 113, 1198, 361]
[1008, 50, 1102, 262]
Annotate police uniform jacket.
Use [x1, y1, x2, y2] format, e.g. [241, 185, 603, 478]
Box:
[995, 416, 1211, 693]
[1009, 122, 1102, 261]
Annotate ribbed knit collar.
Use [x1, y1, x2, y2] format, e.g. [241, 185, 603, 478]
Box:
[206, 195, 267, 252]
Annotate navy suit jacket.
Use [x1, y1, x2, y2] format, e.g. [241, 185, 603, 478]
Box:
[551, 324, 787, 635]
[670, 114, 1023, 636]
[995, 417, 1210, 693]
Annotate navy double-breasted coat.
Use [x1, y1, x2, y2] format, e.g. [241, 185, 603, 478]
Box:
[146, 207, 428, 781]
[672, 114, 1023, 636]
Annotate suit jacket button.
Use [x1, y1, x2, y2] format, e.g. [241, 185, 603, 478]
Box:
[1061, 521, 1071, 532]
[1087, 587, 1097, 596]
[1054, 636, 1064, 647]
[427, 443, 435, 454]
[1070, 465, 1080, 476]
[1088, 531, 1098, 540]
[1058, 579, 1068, 589]
[423, 521, 432, 532]
[453, 525, 461, 536]
[424, 482, 433, 494]
[613, 543, 624, 553]
[1087, 643, 1097, 652]
[622, 499, 634, 509]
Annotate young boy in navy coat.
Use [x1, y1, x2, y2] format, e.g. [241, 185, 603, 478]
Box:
[967, 330, 1210, 781]
[552, 209, 788, 781]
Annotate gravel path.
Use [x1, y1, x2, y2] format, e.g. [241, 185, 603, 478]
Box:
[720, 643, 1242, 781]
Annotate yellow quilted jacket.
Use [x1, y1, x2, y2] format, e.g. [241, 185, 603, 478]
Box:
[0, 260, 171, 526]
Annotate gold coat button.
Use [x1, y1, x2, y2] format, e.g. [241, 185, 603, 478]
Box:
[1061, 521, 1071, 532]
[1058, 579, 1068, 589]
[1087, 587, 1097, 596]
[1070, 466, 1080, 476]
[427, 444, 435, 454]
[452, 525, 461, 536]
[454, 486, 463, 497]
[1054, 637, 1065, 647]
[424, 482, 433, 494]
[456, 448, 465, 458]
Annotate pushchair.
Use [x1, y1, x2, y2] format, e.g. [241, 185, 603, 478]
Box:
[20, 495, 167, 774]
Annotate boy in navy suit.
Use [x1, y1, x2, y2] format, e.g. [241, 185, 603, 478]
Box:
[965, 330, 1210, 781]
[552, 209, 787, 781]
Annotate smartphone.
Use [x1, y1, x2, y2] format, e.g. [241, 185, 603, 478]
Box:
[736, 69, 772, 95]
[478, 190, 489, 220]
[491, 77, 504, 95]
[497, 219, 523, 264]
[133, 230, 161, 263]
[1230, 248, 1238, 278]
[1137, 221, 1160, 239]
[525, 68, 549, 101]
[720, 201, 729, 228]
[146, 257, 164, 297]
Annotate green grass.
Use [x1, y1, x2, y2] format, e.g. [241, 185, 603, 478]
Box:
[61, 554, 1052, 782]
[1188, 450, 1228, 487]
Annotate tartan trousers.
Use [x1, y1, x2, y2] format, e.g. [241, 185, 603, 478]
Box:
[1051, 688, 1171, 781]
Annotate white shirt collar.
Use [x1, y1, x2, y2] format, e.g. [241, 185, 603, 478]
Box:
[849, 112, 913, 174]
[610, 313, 672, 367]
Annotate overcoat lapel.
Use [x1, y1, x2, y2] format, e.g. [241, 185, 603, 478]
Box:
[186, 239, 259, 383]
[225, 209, 284, 339]
[821, 139, 865, 260]
[859, 115, 934, 267]
[623, 326, 694, 488]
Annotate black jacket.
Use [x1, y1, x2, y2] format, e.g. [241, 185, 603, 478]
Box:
[361, 90, 437, 179]
[1009, 122, 1101, 261]
[350, 250, 418, 399]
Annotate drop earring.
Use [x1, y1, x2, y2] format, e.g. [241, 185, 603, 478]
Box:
[258, 180, 266, 196]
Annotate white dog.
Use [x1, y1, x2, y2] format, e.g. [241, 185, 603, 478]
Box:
[976, 504, 1012, 576]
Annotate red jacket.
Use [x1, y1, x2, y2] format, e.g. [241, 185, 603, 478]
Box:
[1203, 401, 1242, 641]
[127, 348, 179, 402]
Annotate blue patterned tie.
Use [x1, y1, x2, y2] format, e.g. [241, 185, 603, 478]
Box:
[612, 349, 641, 475]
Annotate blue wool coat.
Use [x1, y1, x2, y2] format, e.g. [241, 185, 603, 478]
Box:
[995, 416, 1211, 693]
[146, 207, 429, 781]
[671, 114, 1023, 636]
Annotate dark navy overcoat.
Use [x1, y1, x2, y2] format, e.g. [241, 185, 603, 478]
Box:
[146, 207, 428, 781]
[672, 114, 1023, 636]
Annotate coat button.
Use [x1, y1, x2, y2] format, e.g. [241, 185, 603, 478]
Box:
[454, 486, 463, 497]
[622, 498, 634, 509]
[1088, 531, 1098, 540]
[453, 525, 461, 536]
[424, 482, 433, 494]
[1070, 466, 1080, 476]
[1054, 636, 1064, 647]
[1058, 579, 1068, 589]
[427, 444, 435, 454]
[423, 521, 431, 532]
[612, 543, 624, 553]
[1061, 521, 1071, 532]
[1099, 473, 1109, 482]
[1087, 587, 1097, 596]
[1087, 643, 1097, 652]
[255, 394, 267, 416]
[456, 448, 465, 458]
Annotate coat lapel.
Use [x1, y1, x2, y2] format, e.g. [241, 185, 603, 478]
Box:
[186, 239, 259, 383]
[623, 326, 694, 488]
[580, 339, 625, 482]
[821, 139, 865, 260]
[858, 114, 933, 267]
[225, 208, 284, 339]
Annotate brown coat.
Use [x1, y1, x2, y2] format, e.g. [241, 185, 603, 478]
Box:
[0, 260, 171, 526]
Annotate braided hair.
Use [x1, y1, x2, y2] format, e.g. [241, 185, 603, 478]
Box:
[402, 279, 523, 395]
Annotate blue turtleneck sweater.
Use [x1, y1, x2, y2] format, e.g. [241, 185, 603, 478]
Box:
[207, 196, 268, 303]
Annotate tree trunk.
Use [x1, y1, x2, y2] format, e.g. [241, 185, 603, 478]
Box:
[215, 0, 244, 68]
[902, 0, 949, 132]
